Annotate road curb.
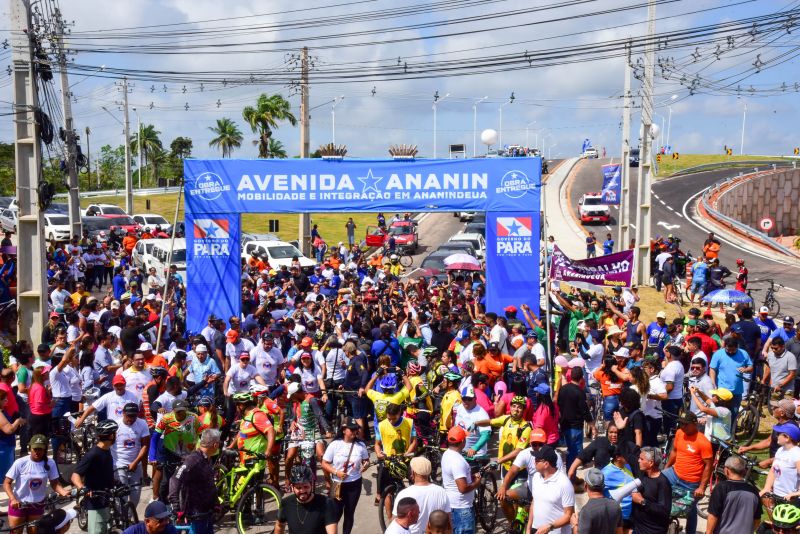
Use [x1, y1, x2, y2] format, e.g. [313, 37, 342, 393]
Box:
[542, 157, 585, 258]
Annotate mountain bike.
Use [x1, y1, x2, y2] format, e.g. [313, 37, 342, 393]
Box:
[77, 484, 139, 533]
[735, 376, 771, 446]
[507, 495, 531, 534]
[587, 383, 605, 437]
[378, 455, 411, 532]
[747, 279, 782, 316]
[214, 449, 282, 534]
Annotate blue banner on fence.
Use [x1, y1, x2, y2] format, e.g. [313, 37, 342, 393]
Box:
[186, 213, 241, 333]
[601, 164, 621, 205]
[485, 212, 541, 316]
[184, 158, 541, 214]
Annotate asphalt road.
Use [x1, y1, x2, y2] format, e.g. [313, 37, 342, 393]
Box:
[570, 157, 800, 313]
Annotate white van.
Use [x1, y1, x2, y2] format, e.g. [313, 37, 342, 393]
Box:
[146, 238, 186, 280]
[240, 240, 316, 269]
[448, 232, 486, 259]
[132, 238, 162, 269]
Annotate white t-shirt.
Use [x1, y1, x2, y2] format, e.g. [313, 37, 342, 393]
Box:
[225, 339, 255, 365]
[530, 469, 575, 534]
[293, 366, 322, 394]
[441, 449, 474, 509]
[226, 364, 258, 394]
[251, 345, 284, 385]
[384, 522, 411, 534]
[392, 484, 451, 534]
[49, 365, 76, 399]
[513, 447, 565, 492]
[112, 417, 150, 468]
[122, 368, 150, 401]
[660, 360, 685, 400]
[93, 390, 139, 422]
[6, 456, 60, 504]
[490, 324, 508, 351]
[153, 390, 186, 424]
[584, 342, 605, 375]
[324, 349, 349, 382]
[773, 445, 800, 497]
[453, 403, 490, 456]
[321, 439, 369, 483]
[633, 376, 667, 419]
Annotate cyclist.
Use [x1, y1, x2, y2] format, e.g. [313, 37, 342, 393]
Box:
[285, 381, 333, 492]
[142, 366, 169, 431]
[452, 384, 490, 458]
[436, 372, 463, 445]
[168, 429, 221, 534]
[404, 360, 433, 428]
[149, 400, 200, 502]
[375, 402, 417, 511]
[232, 391, 276, 476]
[365, 368, 411, 425]
[275, 465, 338, 534]
[72, 419, 118, 534]
[113, 403, 150, 506]
[388, 255, 403, 277]
[196, 396, 225, 436]
[769, 503, 800, 534]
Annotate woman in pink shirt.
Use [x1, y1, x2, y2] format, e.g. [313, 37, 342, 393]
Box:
[531, 383, 560, 445]
[27, 365, 52, 438]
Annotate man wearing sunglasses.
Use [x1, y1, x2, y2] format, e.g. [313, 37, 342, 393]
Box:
[687, 357, 714, 432]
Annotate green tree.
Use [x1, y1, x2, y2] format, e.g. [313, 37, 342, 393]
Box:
[169, 136, 193, 159]
[131, 124, 163, 183]
[149, 147, 169, 185]
[267, 138, 287, 159]
[208, 118, 243, 158]
[96, 144, 127, 189]
[242, 94, 297, 158]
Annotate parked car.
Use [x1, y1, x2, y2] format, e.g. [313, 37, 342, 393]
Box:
[578, 192, 611, 224]
[44, 213, 71, 242]
[0, 197, 13, 210]
[81, 216, 119, 240]
[420, 251, 453, 275]
[240, 240, 316, 269]
[463, 222, 485, 236]
[82, 203, 127, 216]
[99, 215, 141, 234]
[132, 238, 161, 269]
[435, 241, 478, 259]
[364, 220, 419, 252]
[448, 232, 486, 259]
[241, 233, 281, 245]
[132, 214, 172, 234]
[629, 148, 640, 167]
[146, 238, 186, 281]
[457, 211, 477, 221]
[0, 209, 16, 233]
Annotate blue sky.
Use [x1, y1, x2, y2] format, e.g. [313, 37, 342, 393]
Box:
[1, 0, 798, 160]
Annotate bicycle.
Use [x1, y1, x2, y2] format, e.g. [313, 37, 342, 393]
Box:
[748, 279, 782, 316]
[468, 457, 500, 534]
[587, 383, 605, 438]
[214, 449, 283, 534]
[382, 247, 414, 268]
[668, 487, 695, 534]
[506, 495, 531, 534]
[377, 455, 411, 532]
[735, 377, 771, 446]
[77, 484, 139, 532]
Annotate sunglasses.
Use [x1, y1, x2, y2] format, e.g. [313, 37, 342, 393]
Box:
[690, 366, 703, 370]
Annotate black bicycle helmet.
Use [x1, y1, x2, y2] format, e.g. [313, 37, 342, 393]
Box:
[150, 366, 168, 378]
[289, 465, 314, 485]
[198, 396, 214, 408]
[96, 419, 119, 437]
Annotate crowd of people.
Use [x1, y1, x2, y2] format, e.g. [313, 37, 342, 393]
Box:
[0, 213, 796, 534]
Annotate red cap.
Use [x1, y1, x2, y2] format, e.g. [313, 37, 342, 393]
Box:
[529, 428, 547, 444]
[504, 305, 517, 313]
[226, 330, 239, 342]
[112, 375, 126, 386]
[447, 426, 468, 444]
[300, 337, 313, 348]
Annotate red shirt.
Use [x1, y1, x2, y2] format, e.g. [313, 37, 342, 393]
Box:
[29, 383, 52, 415]
[0, 383, 18, 417]
[687, 334, 718, 363]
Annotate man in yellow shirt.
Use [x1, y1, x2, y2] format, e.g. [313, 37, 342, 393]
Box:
[475, 395, 531, 470]
[437, 372, 463, 442]
[365, 369, 411, 428]
[374, 403, 417, 510]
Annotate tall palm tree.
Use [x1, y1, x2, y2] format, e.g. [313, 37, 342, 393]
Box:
[132, 124, 163, 181]
[242, 94, 297, 158]
[267, 138, 287, 159]
[208, 118, 243, 158]
[149, 147, 169, 186]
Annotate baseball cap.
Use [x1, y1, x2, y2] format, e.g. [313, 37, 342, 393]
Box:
[534, 383, 551, 395]
[678, 411, 698, 424]
[784, 316, 795, 325]
[409, 456, 432, 476]
[772, 398, 796, 415]
[459, 384, 476, 399]
[49, 311, 59, 318]
[532, 445, 559, 467]
[30, 434, 48, 448]
[286, 382, 302, 397]
[144, 500, 172, 520]
[112, 375, 126, 386]
[123, 403, 139, 415]
[226, 330, 239, 342]
[584, 468, 605, 489]
[526, 331, 538, 339]
[488, 341, 501, 351]
[710, 388, 733, 401]
[300, 336, 313, 348]
[775, 422, 800, 442]
[759, 306, 770, 314]
[529, 428, 547, 444]
[145, 294, 156, 301]
[36, 508, 77, 532]
[138, 342, 153, 352]
[613, 347, 631, 358]
[110, 301, 120, 310]
[656, 311, 667, 319]
[504, 305, 517, 313]
[173, 400, 189, 412]
[195, 344, 208, 353]
[239, 352, 251, 360]
[447, 426, 468, 444]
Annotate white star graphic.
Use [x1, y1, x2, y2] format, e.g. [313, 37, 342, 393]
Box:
[357, 169, 384, 195]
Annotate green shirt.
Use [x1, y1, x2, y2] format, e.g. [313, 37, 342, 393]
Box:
[397, 336, 423, 368]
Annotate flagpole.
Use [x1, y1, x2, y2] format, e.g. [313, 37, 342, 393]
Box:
[541, 178, 554, 377]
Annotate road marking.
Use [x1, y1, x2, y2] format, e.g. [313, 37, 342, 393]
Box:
[657, 221, 680, 230]
[659, 199, 667, 206]
[667, 206, 675, 212]
[605, 225, 612, 231]
[681, 186, 794, 267]
[653, 193, 660, 200]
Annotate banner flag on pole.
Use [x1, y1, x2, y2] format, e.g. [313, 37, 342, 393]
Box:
[601, 164, 621, 205]
[549, 244, 633, 292]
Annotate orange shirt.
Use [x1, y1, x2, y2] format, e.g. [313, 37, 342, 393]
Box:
[328, 256, 342, 269]
[473, 353, 513, 383]
[122, 236, 138, 254]
[672, 429, 713, 483]
[593, 368, 624, 397]
[145, 354, 169, 369]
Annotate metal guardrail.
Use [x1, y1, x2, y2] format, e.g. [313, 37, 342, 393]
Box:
[669, 160, 797, 177]
[701, 173, 797, 258]
[54, 186, 181, 199]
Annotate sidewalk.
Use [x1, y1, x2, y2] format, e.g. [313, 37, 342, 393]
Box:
[544, 157, 586, 258]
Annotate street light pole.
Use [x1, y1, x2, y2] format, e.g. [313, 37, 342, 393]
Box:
[666, 94, 677, 149]
[740, 100, 747, 155]
[525, 120, 537, 149]
[132, 108, 142, 189]
[331, 95, 344, 145]
[498, 92, 515, 150]
[548, 143, 557, 160]
[432, 91, 450, 158]
[472, 96, 488, 157]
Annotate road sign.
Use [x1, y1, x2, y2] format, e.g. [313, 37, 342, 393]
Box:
[759, 217, 775, 232]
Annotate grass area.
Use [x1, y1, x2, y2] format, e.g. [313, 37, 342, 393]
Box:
[84, 194, 379, 245]
[655, 153, 795, 177]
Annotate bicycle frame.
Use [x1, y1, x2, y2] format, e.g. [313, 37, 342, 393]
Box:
[219, 460, 267, 508]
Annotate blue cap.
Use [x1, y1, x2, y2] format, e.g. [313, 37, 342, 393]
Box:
[144, 500, 171, 519]
[455, 329, 469, 342]
[130, 296, 140, 304]
[534, 383, 551, 395]
[775, 422, 800, 442]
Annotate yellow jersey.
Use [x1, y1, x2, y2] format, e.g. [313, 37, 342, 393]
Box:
[439, 389, 462, 431]
[377, 417, 415, 457]
[490, 416, 532, 469]
[367, 388, 409, 422]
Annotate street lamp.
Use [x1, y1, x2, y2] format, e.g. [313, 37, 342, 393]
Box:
[498, 92, 515, 149]
[666, 94, 677, 150]
[132, 107, 142, 189]
[739, 98, 747, 155]
[525, 120, 537, 149]
[541, 132, 552, 155]
[331, 95, 344, 145]
[548, 143, 557, 160]
[472, 96, 488, 157]
[432, 91, 451, 158]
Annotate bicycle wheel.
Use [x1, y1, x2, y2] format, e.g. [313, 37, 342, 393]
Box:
[213, 464, 231, 521]
[425, 448, 442, 484]
[235, 482, 282, 534]
[77, 497, 88, 531]
[121, 501, 139, 529]
[767, 297, 781, 317]
[476, 470, 498, 533]
[734, 405, 759, 446]
[400, 254, 413, 268]
[378, 483, 398, 532]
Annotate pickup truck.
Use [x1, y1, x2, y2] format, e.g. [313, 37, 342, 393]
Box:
[364, 220, 419, 252]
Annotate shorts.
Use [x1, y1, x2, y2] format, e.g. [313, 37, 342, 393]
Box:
[8, 502, 45, 519]
[691, 280, 705, 294]
[508, 472, 530, 500]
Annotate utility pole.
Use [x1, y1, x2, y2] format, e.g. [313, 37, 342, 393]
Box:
[121, 77, 133, 213]
[54, 8, 81, 237]
[86, 126, 95, 189]
[619, 44, 632, 250]
[11, 0, 47, 344]
[299, 47, 312, 257]
[634, 0, 656, 286]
